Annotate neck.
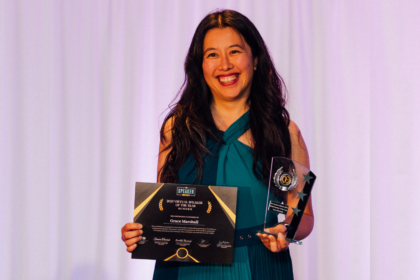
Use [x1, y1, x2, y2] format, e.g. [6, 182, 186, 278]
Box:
[210, 97, 250, 131]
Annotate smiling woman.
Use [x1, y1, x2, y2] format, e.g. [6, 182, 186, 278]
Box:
[121, 9, 314, 280]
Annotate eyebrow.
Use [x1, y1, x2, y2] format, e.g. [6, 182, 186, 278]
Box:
[203, 44, 245, 55]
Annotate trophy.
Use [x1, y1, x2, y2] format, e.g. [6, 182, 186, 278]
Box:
[256, 157, 316, 245]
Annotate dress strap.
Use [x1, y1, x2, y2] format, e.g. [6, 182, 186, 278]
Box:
[223, 110, 250, 145]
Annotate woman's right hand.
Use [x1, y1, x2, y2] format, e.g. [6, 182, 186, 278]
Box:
[121, 223, 143, 252]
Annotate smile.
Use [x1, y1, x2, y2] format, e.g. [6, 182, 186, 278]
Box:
[217, 74, 239, 86]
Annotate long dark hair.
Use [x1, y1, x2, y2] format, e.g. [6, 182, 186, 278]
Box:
[159, 9, 291, 184]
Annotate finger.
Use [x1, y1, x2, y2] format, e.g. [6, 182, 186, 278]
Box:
[266, 225, 287, 235]
[121, 223, 142, 234]
[256, 233, 268, 244]
[260, 238, 270, 247]
[279, 225, 288, 234]
[123, 230, 143, 240]
[126, 244, 137, 252]
[260, 237, 270, 249]
[268, 235, 279, 252]
[259, 234, 270, 244]
[277, 233, 290, 251]
[258, 232, 281, 249]
[125, 236, 142, 247]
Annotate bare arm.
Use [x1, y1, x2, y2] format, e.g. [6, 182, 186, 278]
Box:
[257, 121, 315, 251]
[282, 120, 314, 241]
[157, 117, 174, 183]
[121, 117, 174, 252]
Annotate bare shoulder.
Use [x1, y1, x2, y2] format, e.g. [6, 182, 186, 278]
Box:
[161, 116, 175, 147]
[157, 116, 175, 182]
[288, 120, 310, 168]
[288, 120, 300, 135]
[288, 120, 303, 146]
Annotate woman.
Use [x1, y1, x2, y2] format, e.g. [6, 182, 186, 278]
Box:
[121, 9, 314, 280]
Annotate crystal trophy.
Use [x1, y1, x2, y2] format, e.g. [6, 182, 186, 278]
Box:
[256, 157, 316, 245]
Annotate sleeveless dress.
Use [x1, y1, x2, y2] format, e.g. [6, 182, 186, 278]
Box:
[153, 111, 294, 280]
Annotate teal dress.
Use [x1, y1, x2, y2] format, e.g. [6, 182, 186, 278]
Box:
[153, 111, 294, 280]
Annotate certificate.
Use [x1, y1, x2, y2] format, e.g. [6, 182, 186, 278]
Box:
[132, 182, 238, 264]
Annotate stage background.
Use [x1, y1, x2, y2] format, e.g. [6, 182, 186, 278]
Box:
[1, 0, 419, 279]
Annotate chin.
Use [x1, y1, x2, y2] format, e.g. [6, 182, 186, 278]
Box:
[219, 92, 243, 100]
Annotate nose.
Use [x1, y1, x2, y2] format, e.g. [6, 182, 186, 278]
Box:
[219, 54, 233, 71]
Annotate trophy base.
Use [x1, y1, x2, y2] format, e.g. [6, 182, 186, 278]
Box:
[285, 238, 302, 245]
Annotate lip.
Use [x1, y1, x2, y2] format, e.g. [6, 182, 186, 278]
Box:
[216, 73, 240, 86]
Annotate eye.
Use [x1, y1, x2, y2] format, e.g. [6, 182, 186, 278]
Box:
[207, 53, 217, 58]
[231, 50, 241, 54]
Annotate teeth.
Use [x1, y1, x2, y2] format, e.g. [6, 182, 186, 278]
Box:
[219, 75, 238, 83]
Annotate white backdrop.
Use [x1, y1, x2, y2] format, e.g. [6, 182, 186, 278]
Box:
[0, 0, 419, 279]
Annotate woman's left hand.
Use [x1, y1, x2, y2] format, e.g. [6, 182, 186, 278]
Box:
[256, 224, 290, 252]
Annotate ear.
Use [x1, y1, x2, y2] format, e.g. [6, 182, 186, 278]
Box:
[253, 56, 258, 68]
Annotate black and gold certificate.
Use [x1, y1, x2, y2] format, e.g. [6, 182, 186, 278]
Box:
[132, 182, 238, 264]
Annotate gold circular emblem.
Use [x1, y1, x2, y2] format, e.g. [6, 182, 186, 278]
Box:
[176, 248, 188, 259]
[280, 174, 291, 185]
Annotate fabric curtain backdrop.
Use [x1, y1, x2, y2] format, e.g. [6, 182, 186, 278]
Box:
[1, 0, 419, 279]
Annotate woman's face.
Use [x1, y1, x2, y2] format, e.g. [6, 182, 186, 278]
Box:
[202, 27, 257, 103]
